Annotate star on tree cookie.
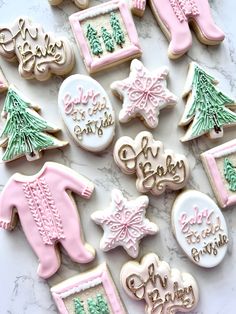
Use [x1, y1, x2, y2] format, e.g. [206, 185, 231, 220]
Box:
[111, 59, 177, 128]
[91, 189, 158, 258]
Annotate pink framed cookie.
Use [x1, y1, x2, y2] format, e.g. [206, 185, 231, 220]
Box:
[120, 253, 199, 313]
[0, 66, 8, 93]
[201, 139, 236, 208]
[51, 263, 126, 314]
[49, 0, 89, 9]
[91, 189, 158, 258]
[0, 162, 95, 278]
[69, 0, 142, 74]
[149, 0, 225, 59]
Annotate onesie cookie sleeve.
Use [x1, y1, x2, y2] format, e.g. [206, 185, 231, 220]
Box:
[0, 177, 17, 230]
[49, 162, 94, 199]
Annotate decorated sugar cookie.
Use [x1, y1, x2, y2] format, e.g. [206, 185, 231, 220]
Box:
[0, 66, 8, 93]
[201, 139, 236, 208]
[51, 263, 126, 314]
[179, 62, 236, 141]
[113, 131, 189, 195]
[69, 0, 142, 73]
[0, 17, 75, 81]
[49, 0, 89, 9]
[172, 190, 228, 268]
[0, 162, 95, 278]
[58, 74, 115, 152]
[149, 0, 225, 58]
[130, 0, 146, 17]
[91, 189, 158, 258]
[120, 253, 199, 314]
[0, 85, 67, 162]
[111, 59, 177, 128]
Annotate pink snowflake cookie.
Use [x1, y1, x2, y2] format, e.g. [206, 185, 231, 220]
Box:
[111, 59, 177, 129]
[91, 189, 158, 258]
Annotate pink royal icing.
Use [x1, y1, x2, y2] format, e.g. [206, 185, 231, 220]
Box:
[149, 0, 225, 57]
[0, 162, 95, 279]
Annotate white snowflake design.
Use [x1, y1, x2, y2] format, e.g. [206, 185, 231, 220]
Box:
[91, 189, 158, 258]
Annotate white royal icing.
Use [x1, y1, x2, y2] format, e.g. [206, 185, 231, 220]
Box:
[59, 278, 102, 298]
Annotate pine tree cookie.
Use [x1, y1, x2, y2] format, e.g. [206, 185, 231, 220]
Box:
[201, 139, 236, 208]
[0, 85, 67, 162]
[120, 253, 199, 313]
[113, 131, 189, 196]
[111, 59, 177, 128]
[179, 62, 236, 141]
[0, 17, 75, 81]
[0, 66, 8, 93]
[48, 0, 89, 9]
[0, 162, 95, 278]
[51, 263, 126, 314]
[91, 189, 158, 258]
[69, 0, 142, 73]
[149, 0, 225, 59]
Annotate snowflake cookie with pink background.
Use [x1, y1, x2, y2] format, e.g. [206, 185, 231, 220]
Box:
[111, 59, 177, 129]
[91, 189, 158, 258]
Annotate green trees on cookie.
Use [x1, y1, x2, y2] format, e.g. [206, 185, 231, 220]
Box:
[110, 12, 125, 47]
[87, 298, 99, 314]
[0, 87, 59, 162]
[224, 158, 236, 191]
[73, 294, 110, 314]
[96, 294, 109, 314]
[101, 27, 114, 52]
[74, 298, 86, 314]
[86, 24, 103, 57]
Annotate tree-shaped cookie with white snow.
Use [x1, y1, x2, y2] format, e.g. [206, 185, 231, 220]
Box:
[111, 59, 177, 128]
[91, 189, 158, 258]
[0, 85, 67, 162]
[179, 62, 236, 141]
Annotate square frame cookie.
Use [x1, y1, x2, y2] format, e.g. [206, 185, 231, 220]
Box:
[201, 139, 236, 208]
[51, 263, 126, 314]
[69, 0, 142, 73]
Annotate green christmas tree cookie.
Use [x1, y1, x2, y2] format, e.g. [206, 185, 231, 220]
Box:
[179, 62, 236, 141]
[224, 158, 236, 192]
[86, 24, 103, 57]
[87, 297, 99, 314]
[96, 294, 110, 314]
[101, 27, 114, 52]
[110, 12, 125, 47]
[74, 298, 86, 314]
[0, 86, 67, 162]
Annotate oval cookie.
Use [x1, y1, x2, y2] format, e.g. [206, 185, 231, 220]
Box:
[58, 74, 115, 152]
[172, 190, 229, 268]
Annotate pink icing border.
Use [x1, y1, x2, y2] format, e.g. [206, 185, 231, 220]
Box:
[51, 263, 125, 314]
[201, 139, 236, 208]
[69, 0, 142, 73]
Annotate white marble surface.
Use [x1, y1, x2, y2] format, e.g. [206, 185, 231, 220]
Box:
[0, 0, 236, 313]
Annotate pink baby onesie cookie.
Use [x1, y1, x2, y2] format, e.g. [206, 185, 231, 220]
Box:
[0, 162, 95, 279]
[172, 190, 228, 268]
[69, 0, 142, 74]
[130, 0, 146, 17]
[113, 131, 190, 196]
[0, 17, 75, 81]
[179, 62, 236, 142]
[201, 139, 236, 208]
[111, 59, 177, 128]
[149, 0, 225, 58]
[120, 253, 199, 314]
[91, 189, 158, 258]
[0, 85, 67, 162]
[49, 0, 89, 9]
[51, 263, 126, 314]
[0, 66, 8, 93]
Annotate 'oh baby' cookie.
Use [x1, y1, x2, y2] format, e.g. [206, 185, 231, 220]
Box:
[111, 59, 177, 129]
[49, 0, 89, 9]
[172, 190, 229, 268]
[113, 131, 189, 196]
[149, 0, 225, 59]
[91, 189, 158, 258]
[0, 162, 95, 279]
[120, 253, 199, 314]
[51, 263, 126, 314]
[201, 139, 236, 208]
[69, 0, 142, 73]
[58, 74, 115, 152]
[179, 62, 236, 141]
[0, 17, 75, 81]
